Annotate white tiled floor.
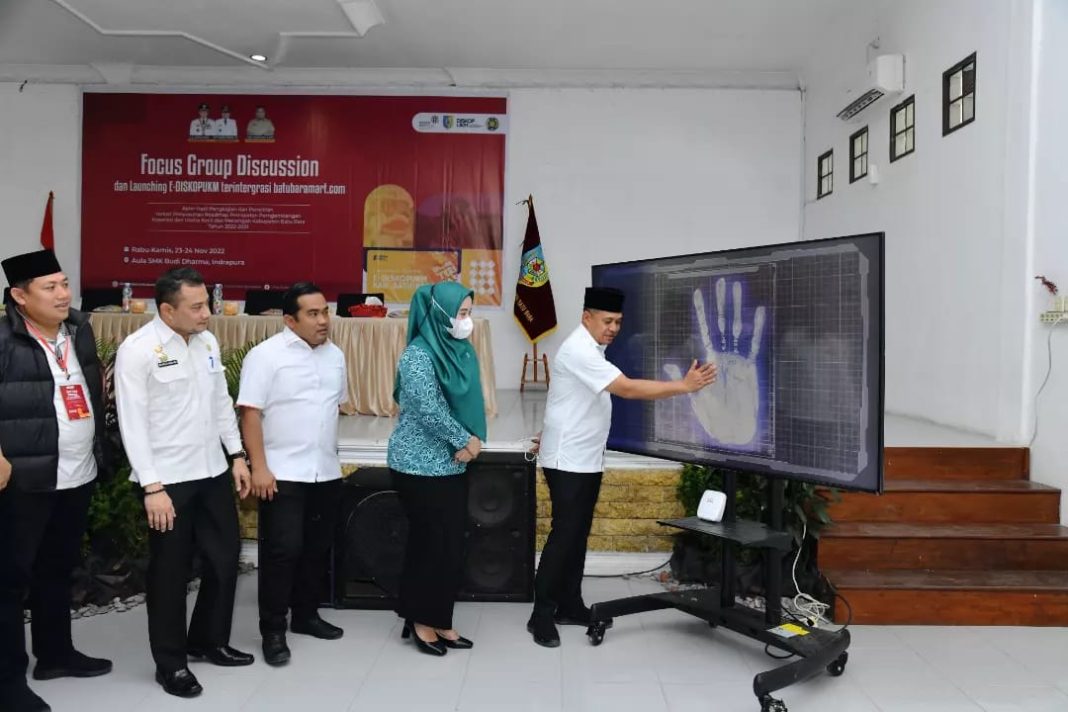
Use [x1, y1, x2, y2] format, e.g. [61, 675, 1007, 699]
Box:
[32, 574, 1068, 712]
[33, 398, 1032, 711]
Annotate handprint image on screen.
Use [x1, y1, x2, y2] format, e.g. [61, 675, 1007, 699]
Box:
[658, 270, 773, 454]
[594, 233, 883, 493]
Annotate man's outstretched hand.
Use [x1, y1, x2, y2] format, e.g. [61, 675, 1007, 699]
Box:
[681, 360, 718, 392]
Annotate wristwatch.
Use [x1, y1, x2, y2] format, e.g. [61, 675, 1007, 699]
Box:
[228, 449, 248, 462]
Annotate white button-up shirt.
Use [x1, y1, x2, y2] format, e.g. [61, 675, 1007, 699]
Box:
[37, 327, 97, 490]
[188, 117, 217, 137]
[538, 325, 623, 473]
[214, 117, 237, 138]
[236, 328, 348, 483]
[115, 317, 242, 486]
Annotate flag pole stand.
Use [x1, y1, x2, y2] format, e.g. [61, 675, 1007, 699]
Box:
[520, 342, 550, 392]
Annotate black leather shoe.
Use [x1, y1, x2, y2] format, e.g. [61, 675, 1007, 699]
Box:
[401, 620, 447, 656]
[155, 668, 203, 698]
[291, 615, 344, 640]
[0, 681, 51, 712]
[527, 616, 561, 648]
[186, 645, 255, 667]
[262, 633, 291, 667]
[32, 650, 113, 680]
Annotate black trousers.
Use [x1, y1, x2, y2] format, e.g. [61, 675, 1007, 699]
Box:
[146, 472, 240, 673]
[257, 479, 342, 635]
[392, 470, 467, 630]
[0, 481, 94, 686]
[533, 468, 602, 618]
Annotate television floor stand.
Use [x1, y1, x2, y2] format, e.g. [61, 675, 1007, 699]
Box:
[586, 475, 850, 712]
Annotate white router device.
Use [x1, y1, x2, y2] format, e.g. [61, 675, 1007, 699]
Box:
[696, 489, 727, 522]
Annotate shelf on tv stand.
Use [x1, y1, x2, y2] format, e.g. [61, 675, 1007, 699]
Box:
[658, 516, 794, 551]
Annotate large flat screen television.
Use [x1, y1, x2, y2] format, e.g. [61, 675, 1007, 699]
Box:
[592, 233, 884, 493]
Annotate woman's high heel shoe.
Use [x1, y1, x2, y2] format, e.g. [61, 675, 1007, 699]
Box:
[401, 620, 447, 656]
[438, 634, 473, 650]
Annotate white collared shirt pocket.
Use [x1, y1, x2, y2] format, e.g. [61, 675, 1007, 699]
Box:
[151, 362, 190, 388]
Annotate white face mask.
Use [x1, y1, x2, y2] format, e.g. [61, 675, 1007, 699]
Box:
[432, 298, 473, 340]
[448, 316, 474, 340]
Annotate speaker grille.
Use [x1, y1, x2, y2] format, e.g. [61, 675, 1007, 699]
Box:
[342, 489, 407, 597]
[464, 531, 524, 594]
[467, 468, 521, 527]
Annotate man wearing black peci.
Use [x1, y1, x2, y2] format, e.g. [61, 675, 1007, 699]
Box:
[114, 268, 253, 698]
[0, 250, 113, 712]
[528, 287, 717, 647]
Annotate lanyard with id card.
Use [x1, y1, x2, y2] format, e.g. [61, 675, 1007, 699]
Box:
[25, 319, 71, 380]
[60, 384, 92, 420]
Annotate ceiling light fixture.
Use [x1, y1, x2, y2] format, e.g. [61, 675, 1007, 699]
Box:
[250, 54, 267, 62]
[338, 0, 385, 37]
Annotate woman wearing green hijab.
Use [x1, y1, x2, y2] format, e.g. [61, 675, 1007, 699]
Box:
[388, 281, 485, 656]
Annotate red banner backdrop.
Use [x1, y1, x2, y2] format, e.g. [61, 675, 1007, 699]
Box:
[81, 93, 506, 304]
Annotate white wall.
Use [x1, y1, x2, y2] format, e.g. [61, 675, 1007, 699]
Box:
[493, 88, 802, 388]
[0, 83, 81, 289]
[1, 84, 803, 392]
[1029, 0, 1068, 518]
[801, 0, 1035, 441]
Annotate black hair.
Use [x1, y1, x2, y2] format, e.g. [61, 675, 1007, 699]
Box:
[282, 281, 323, 316]
[11, 278, 31, 291]
[155, 267, 206, 309]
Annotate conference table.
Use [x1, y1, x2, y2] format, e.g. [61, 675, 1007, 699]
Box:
[89, 312, 498, 418]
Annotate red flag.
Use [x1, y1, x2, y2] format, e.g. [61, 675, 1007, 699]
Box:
[513, 196, 557, 342]
[40, 191, 54, 250]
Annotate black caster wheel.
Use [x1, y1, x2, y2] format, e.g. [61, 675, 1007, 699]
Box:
[586, 621, 608, 646]
[759, 694, 788, 712]
[826, 652, 848, 677]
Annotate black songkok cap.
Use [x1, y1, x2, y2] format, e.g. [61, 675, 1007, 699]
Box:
[584, 286, 625, 313]
[2, 249, 63, 284]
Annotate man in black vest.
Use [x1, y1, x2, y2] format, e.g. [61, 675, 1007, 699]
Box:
[0, 250, 113, 712]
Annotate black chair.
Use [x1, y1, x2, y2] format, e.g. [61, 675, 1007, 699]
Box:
[80, 288, 123, 312]
[243, 289, 285, 315]
[336, 292, 386, 317]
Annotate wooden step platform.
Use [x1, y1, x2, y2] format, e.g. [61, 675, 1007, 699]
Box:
[821, 522, 1068, 571]
[820, 446, 1068, 625]
[824, 569, 1068, 625]
[884, 446, 1028, 481]
[830, 480, 1060, 524]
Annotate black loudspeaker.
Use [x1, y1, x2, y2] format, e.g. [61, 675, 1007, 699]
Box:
[459, 453, 536, 602]
[330, 453, 535, 608]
